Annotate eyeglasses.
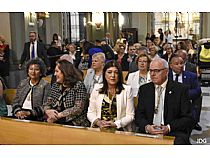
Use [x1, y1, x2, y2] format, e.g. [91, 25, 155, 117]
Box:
[138, 60, 147, 63]
[149, 68, 166, 74]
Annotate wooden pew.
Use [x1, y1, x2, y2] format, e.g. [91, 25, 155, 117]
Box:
[0, 117, 174, 145]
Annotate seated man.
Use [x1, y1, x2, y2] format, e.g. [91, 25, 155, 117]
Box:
[168, 54, 202, 131]
[135, 58, 193, 144]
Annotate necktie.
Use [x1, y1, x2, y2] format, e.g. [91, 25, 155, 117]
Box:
[153, 86, 163, 126]
[175, 74, 179, 82]
[31, 42, 35, 59]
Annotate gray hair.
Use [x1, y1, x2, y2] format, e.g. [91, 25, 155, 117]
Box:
[176, 49, 187, 55]
[92, 52, 106, 62]
[152, 58, 169, 69]
[139, 46, 149, 54]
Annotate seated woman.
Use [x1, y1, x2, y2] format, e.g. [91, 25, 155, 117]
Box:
[12, 58, 51, 121]
[127, 53, 151, 97]
[87, 60, 135, 131]
[0, 77, 7, 116]
[84, 52, 105, 95]
[44, 60, 90, 127]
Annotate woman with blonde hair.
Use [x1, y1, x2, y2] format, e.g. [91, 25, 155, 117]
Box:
[84, 52, 105, 95]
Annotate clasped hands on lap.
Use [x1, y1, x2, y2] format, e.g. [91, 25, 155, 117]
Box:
[15, 111, 31, 119]
[95, 119, 117, 129]
[146, 124, 169, 135]
[45, 109, 64, 123]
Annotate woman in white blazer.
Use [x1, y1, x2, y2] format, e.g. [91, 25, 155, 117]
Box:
[87, 60, 134, 131]
[127, 53, 152, 97]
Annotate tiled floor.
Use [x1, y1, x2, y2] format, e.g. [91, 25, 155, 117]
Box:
[190, 86, 210, 145]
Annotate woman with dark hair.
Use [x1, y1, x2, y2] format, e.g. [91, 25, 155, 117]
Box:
[52, 33, 62, 50]
[12, 58, 51, 121]
[44, 60, 89, 126]
[162, 43, 174, 62]
[87, 60, 134, 131]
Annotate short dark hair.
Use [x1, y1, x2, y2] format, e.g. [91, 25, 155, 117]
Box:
[56, 60, 82, 87]
[95, 39, 101, 43]
[169, 53, 180, 64]
[26, 58, 46, 78]
[29, 31, 37, 35]
[99, 60, 124, 94]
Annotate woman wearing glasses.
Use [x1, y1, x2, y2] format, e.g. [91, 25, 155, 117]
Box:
[87, 60, 134, 131]
[127, 53, 152, 97]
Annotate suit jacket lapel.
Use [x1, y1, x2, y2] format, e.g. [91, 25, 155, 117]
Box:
[116, 92, 123, 119]
[148, 83, 155, 116]
[164, 80, 174, 120]
[37, 42, 40, 56]
[27, 43, 31, 59]
[182, 71, 187, 84]
[152, 84, 155, 116]
[168, 69, 173, 81]
[97, 93, 105, 118]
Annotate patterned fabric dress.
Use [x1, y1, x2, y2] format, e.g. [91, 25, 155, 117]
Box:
[101, 94, 117, 122]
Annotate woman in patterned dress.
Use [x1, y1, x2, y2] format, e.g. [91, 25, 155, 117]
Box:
[44, 59, 90, 126]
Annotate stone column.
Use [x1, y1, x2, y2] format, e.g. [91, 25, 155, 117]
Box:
[132, 12, 149, 43]
[201, 13, 210, 39]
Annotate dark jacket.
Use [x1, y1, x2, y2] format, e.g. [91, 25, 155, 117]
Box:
[20, 41, 50, 67]
[135, 80, 193, 144]
[12, 78, 51, 121]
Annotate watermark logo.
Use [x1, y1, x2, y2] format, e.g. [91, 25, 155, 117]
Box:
[196, 138, 207, 144]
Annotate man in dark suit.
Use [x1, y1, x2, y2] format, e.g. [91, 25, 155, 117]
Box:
[176, 49, 197, 74]
[168, 54, 202, 131]
[18, 31, 50, 70]
[135, 58, 193, 144]
[103, 32, 114, 47]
